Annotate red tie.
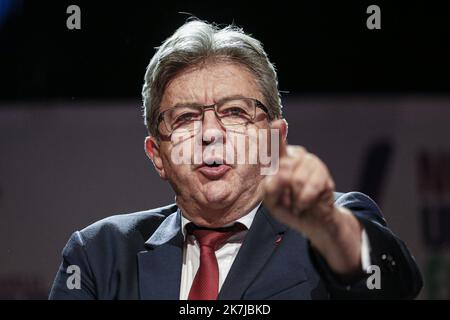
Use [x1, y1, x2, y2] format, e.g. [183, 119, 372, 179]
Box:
[187, 223, 246, 300]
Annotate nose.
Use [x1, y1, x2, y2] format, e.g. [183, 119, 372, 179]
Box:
[201, 109, 225, 144]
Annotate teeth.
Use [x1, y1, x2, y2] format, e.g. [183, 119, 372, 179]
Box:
[205, 159, 223, 167]
[204, 161, 222, 167]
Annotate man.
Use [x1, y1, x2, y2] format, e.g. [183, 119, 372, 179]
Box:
[49, 20, 422, 299]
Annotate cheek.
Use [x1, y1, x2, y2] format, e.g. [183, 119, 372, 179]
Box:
[165, 160, 193, 181]
[233, 163, 264, 186]
[160, 146, 193, 180]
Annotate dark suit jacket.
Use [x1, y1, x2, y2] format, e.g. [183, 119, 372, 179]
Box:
[49, 191, 423, 299]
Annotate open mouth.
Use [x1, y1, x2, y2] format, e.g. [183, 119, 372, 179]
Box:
[205, 161, 222, 168]
[197, 159, 231, 179]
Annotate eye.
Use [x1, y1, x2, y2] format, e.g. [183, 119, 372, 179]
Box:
[227, 107, 243, 115]
[171, 112, 199, 129]
[175, 112, 197, 122]
[221, 106, 249, 117]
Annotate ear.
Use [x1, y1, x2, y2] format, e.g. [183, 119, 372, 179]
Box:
[270, 118, 288, 143]
[144, 136, 167, 180]
[280, 118, 288, 143]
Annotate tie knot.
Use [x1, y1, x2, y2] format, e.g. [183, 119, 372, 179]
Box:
[187, 223, 246, 249]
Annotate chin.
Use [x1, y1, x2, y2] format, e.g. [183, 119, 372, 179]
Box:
[202, 182, 234, 205]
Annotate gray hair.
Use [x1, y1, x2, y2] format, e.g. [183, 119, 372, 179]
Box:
[141, 19, 283, 137]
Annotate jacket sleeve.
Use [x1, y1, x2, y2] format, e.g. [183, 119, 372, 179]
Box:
[48, 231, 97, 300]
[309, 191, 423, 299]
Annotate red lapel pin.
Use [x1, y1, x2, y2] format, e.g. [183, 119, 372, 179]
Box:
[275, 235, 283, 246]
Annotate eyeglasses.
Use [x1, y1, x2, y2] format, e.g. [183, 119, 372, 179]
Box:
[157, 97, 269, 135]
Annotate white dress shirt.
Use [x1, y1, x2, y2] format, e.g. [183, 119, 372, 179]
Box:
[179, 203, 260, 300]
[178, 203, 371, 300]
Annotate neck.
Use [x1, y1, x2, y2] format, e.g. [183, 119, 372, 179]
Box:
[176, 184, 263, 228]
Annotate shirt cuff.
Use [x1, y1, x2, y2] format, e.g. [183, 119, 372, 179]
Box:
[361, 228, 372, 272]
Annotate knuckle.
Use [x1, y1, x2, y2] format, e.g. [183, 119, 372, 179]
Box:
[292, 173, 306, 186]
[294, 145, 307, 153]
[279, 158, 296, 170]
[287, 145, 307, 157]
[299, 191, 314, 205]
[303, 153, 316, 164]
[302, 182, 322, 199]
[310, 181, 323, 193]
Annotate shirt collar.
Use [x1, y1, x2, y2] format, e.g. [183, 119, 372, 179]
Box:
[180, 202, 262, 239]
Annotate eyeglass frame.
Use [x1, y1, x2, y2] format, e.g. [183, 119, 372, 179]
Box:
[156, 96, 270, 136]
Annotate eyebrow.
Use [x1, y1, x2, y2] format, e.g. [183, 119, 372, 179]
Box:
[170, 94, 251, 109]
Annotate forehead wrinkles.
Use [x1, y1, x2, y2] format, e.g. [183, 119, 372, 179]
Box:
[161, 63, 262, 109]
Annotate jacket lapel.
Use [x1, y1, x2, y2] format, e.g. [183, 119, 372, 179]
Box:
[218, 205, 288, 299]
[219, 192, 346, 299]
[138, 210, 184, 300]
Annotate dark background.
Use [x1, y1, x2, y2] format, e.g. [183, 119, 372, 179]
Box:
[1, 0, 450, 101]
[1, 0, 450, 299]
